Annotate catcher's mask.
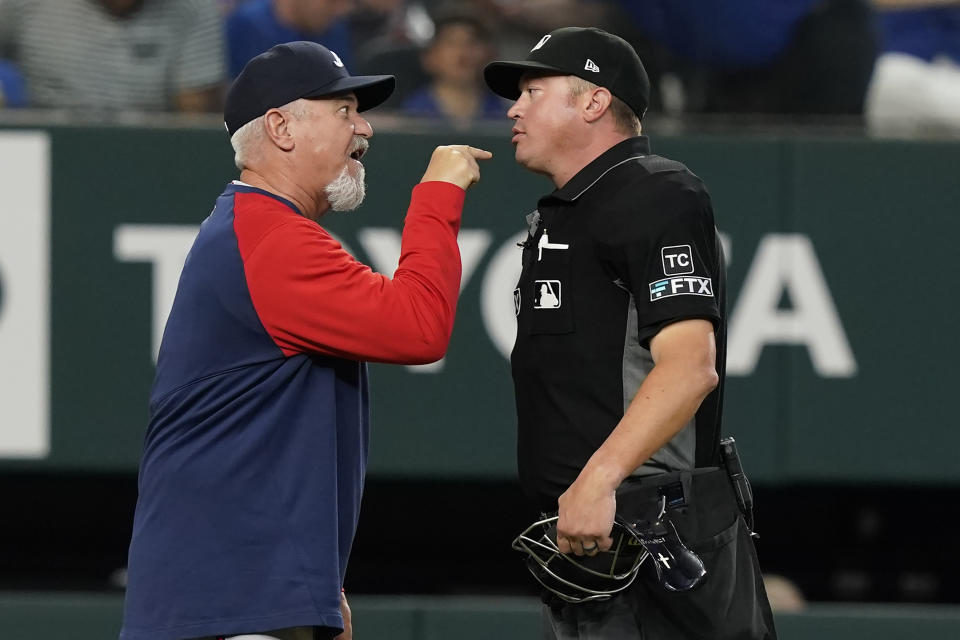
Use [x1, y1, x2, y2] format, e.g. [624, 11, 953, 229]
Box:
[512, 497, 707, 604]
[511, 514, 650, 604]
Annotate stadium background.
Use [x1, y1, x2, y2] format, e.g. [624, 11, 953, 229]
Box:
[0, 118, 958, 638]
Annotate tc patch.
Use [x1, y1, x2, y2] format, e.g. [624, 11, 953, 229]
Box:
[661, 245, 694, 276]
[649, 276, 713, 301]
[534, 280, 561, 309]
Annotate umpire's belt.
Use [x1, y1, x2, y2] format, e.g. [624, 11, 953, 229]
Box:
[616, 467, 739, 541]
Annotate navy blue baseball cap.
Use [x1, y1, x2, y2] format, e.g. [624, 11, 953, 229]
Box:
[225, 41, 395, 136]
[484, 27, 649, 119]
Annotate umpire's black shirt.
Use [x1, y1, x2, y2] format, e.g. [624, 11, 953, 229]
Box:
[511, 136, 727, 512]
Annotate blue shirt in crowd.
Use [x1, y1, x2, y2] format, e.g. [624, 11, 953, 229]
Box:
[880, 7, 960, 62]
[400, 86, 508, 123]
[226, 0, 353, 77]
[0, 60, 26, 107]
[619, 0, 820, 69]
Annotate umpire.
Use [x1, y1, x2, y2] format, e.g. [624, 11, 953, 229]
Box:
[484, 27, 777, 639]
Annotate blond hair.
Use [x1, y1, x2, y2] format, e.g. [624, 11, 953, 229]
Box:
[567, 76, 641, 136]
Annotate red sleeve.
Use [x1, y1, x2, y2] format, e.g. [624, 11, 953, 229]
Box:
[235, 181, 464, 364]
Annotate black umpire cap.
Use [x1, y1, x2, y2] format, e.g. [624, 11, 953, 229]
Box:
[224, 41, 395, 136]
[484, 27, 650, 120]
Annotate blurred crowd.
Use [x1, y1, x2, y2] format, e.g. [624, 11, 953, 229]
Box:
[0, 0, 958, 136]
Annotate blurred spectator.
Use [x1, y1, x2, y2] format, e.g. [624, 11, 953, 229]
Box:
[0, 0, 225, 112]
[470, 0, 613, 60]
[351, 0, 435, 106]
[226, 0, 354, 77]
[399, 7, 507, 127]
[0, 60, 26, 108]
[865, 1, 960, 137]
[614, 0, 878, 116]
[350, 0, 433, 45]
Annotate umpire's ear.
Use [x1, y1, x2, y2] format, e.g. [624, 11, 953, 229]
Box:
[263, 108, 296, 152]
[582, 86, 613, 125]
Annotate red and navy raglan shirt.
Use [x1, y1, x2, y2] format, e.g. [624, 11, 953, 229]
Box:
[120, 180, 465, 640]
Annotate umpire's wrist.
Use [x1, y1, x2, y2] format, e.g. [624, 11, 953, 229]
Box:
[579, 456, 625, 493]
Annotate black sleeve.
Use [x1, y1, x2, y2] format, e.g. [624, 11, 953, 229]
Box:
[617, 174, 722, 348]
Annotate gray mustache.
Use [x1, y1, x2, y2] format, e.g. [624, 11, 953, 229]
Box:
[350, 136, 369, 156]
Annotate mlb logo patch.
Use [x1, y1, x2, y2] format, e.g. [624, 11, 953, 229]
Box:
[534, 280, 561, 309]
[661, 245, 694, 276]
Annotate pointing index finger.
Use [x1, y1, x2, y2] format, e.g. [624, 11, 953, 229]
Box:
[464, 145, 493, 160]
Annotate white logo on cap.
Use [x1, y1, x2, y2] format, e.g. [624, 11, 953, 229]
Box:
[585, 59, 600, 72]
[531, 34, 551, 51]
[330, 50, 345, 67]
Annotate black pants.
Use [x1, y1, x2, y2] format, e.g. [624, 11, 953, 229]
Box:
[544, 469, 777, 640]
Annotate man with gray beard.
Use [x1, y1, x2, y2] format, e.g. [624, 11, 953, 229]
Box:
[323, 136, 368, 212]
[120, 41, 490, 640]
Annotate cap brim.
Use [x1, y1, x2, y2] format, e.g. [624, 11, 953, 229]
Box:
[484, 61, 565, 100]
[303, 74, 396, 112]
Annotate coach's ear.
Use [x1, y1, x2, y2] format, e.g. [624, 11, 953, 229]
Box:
[263, 108, 296, 151]
[583, 86, 613, 124]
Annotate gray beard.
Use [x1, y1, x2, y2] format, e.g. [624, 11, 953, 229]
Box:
[325, 164, 366, 212]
